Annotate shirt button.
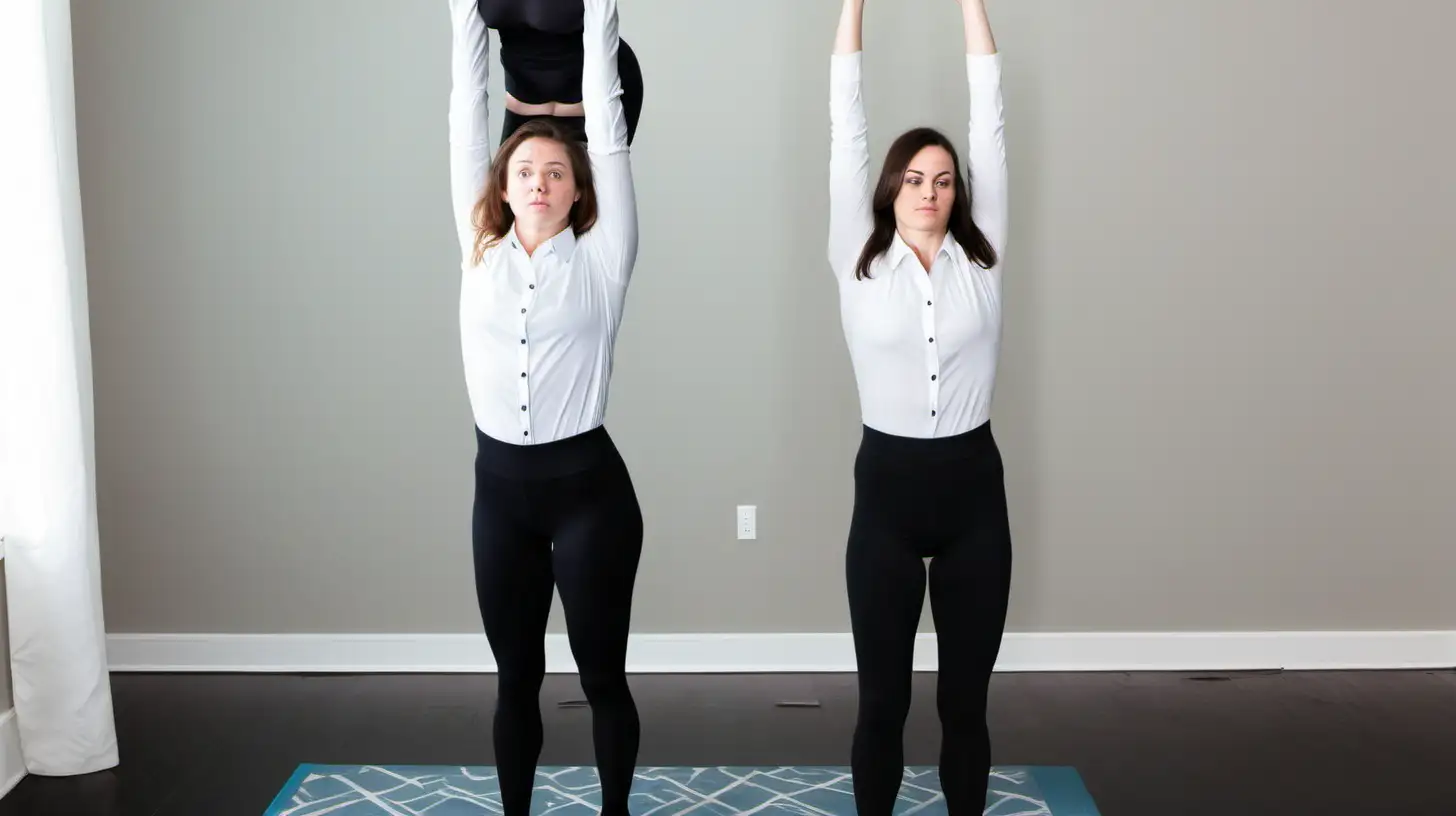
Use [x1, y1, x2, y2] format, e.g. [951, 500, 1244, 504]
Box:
[520, 372, 526, 378]
[927, 300, 932, 306]
[928, 337, 935, 343]
[529, 284, 535, 289]
[521, 308, 527, 314]
[931, 410, 937, 416]
[520, 405, 527, 411]
[931, 375, 937, 381]
[520, 339, 526, 345]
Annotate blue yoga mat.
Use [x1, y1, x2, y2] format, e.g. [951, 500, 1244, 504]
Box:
[264, 764, 1100, 815]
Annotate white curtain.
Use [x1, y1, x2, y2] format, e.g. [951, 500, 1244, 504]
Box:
[0, 0, 120, 777]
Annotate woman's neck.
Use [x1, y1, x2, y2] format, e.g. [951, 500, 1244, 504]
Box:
[900, 226, 947, 272]
[513, 220, 569, 256]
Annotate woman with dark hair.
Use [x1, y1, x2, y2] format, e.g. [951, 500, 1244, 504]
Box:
[827, 0, 1012, 813]
[477, 0, 644, 144]
[446, 0, 642, 814]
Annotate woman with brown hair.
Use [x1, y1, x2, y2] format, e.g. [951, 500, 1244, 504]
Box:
[827, 0, 1013, 813]
[446, 0, 642, 813]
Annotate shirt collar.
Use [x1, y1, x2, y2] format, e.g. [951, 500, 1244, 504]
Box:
[508, 223, 577, 262]
[888, 231, 957, 270]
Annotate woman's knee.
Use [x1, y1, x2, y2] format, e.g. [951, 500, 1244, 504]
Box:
[496, 668, 545, 704]
[578, 670, 632, 706]
[857, 683, 912, 731]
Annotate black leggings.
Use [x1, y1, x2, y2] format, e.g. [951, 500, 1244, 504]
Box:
[845, 422, 1013, 816]
[471, 424, 644, 816]
[501, 38, 644, 146]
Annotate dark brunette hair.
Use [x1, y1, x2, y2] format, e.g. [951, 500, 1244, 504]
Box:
[853, 127, 998, 280]
[471, 119, 597, 265]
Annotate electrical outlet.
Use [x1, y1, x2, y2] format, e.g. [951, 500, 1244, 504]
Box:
[737, 505, 756, 540]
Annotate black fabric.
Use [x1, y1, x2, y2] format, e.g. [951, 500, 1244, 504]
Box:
[477, 0, 588, 38]
[501, 109, 586, 145]
[845, 422, 1014, 815]
[470, 424, 644, 816]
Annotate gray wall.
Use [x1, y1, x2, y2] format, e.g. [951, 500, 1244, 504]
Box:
[70, 0, 1455, 637]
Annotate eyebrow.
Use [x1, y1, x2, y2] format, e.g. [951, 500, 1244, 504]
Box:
[907, 168, 953, 178]
[515, 159, 568, 167]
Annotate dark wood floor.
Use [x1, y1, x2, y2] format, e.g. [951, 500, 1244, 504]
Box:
[3, 669, 1454, 815]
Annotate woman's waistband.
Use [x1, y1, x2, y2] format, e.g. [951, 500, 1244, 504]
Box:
[474, 424, 617, 479]
[857, 421, 998, 465]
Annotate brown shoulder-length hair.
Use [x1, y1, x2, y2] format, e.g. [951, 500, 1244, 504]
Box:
[471, 119, 598, 266]
[853, 127, 997, 280]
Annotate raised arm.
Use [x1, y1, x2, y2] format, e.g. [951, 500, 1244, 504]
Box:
[447, 0, 492, 268]
[960, 0, 1009, 262]
[579, 0, 637, 283]
[828, 0, 873, 278]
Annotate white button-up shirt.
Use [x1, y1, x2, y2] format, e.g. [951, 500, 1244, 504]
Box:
[448, 0, 636, 445]
[827, 51, 1010, 439]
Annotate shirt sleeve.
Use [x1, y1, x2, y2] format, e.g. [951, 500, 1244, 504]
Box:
[966, 53, 1009, 264]
[578, 0, 638, 285]
[827, 51, 874, 280]
[447, 0, 492, 268]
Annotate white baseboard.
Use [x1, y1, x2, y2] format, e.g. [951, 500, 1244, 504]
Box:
[104, 630, 1456, 674]
[0, 709, 25, 800]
